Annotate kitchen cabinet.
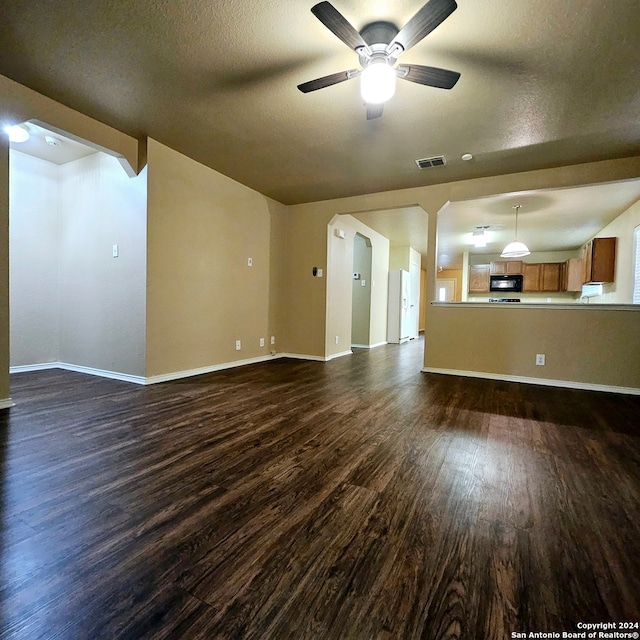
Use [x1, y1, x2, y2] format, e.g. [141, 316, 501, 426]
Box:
[522, 263, 541, 292]
[541, 263, 562, 292]
[523, 262, 563, 292]
[490, 260, 523, 275]
[582, 237, 616, 283]
[468, 265, 490, 293]
[564, 258, 583, 292]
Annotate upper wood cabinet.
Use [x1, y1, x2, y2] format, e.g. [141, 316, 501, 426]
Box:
[540, 263, 562, 292]
[564, 258, 583, 292]
[582, 237, 616, 284]
[490, 260, 523, 275]
[522, 262, 563, 292]
[522, 263, 541, 292]
[468, 265, 490, 293]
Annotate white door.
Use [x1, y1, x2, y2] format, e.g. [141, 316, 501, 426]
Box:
[409, 261, 420, 338]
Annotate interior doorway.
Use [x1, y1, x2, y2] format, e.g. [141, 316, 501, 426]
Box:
[436, 278, 457, 302]
[351, 233, 372, 348]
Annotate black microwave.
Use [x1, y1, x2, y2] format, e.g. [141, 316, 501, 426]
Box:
[490, 274, 523, 292]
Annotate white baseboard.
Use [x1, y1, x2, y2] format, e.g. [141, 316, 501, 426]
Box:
[60, 363, 146, 385]
[0, 397, 15, 409]
[278, 353, 328, 362]
[278, 351, 352, 362]
[326, 350, 353, 361]
[351, 342, 387, 349]
[9, 362, 59, 373]
[11, 362, 146, 385]
[145, 354, 275, 385]
[421, 367, 640, 396]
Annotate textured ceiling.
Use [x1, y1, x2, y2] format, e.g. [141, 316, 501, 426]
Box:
[0, 0, 639, 205]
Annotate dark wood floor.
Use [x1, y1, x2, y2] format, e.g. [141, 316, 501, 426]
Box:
[1, 339, 639, 640]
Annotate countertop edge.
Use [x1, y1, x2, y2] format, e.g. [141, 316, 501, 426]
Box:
[430, 302, 640, 311]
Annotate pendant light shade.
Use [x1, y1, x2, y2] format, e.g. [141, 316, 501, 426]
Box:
[501, 204, 530, 258]
[500, 240, 530, 258]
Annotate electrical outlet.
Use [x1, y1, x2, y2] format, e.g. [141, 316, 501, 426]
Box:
[335, 336, 339, 345]
[536, 353, 545, 366]
[259, 337, 265, 347]
[112, 244, 119, 258]
[270, 336, 275, 345]
[235, 340, 241, 351]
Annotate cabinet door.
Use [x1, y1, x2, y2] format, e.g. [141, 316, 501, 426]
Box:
[469, 265, 490, 292]
[490, 260, 522, 275]
[591, 237, 616, 283]
[522, 263, 541, 292]
[506, 260, 523, 274]
[541, 263, 561, 292]
[564, 258, 583, 291]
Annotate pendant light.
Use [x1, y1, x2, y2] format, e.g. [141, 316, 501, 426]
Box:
[501, 204, 530, 258]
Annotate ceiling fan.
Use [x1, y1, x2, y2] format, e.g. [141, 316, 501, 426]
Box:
[297, 0, 461, 119]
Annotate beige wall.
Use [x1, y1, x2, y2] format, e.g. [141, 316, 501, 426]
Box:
[425, 305, 640, 390]
[592, 198, 640, 303]
[281, 157, 640, 389]
[145, 139, 273, 376]
[0, 137, 9, 402]
[2, 76, 640, 394]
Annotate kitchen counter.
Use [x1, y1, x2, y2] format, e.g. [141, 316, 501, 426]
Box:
[431, 302, 640, 311]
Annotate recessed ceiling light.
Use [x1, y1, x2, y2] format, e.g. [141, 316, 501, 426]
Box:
[461, 153, 473, 161]
[4, 124, 30, 143]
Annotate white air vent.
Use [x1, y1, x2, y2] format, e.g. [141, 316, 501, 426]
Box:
[415, 155, 446, 169]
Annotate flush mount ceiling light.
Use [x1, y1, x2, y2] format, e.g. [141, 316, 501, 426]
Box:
[472, 226, 488, 248]
[501, 204, 530, 258]
[297, 0, 461, 120]
[4, 124, 30, 143]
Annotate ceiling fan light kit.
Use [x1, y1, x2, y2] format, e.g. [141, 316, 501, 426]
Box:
[298, 0, 461, 119]
[501, 205, 531, 258]
[360, 58, 396, 104]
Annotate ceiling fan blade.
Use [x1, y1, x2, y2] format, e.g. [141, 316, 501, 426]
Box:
[397, 64, 460, 89]
[392, 0, 457, 53]
[311, 2, 368, 51]
[366, 104, 384, 120]
[297, 69, 359, 93]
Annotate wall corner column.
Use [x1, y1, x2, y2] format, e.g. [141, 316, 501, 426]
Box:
[0, 137, 11, 403]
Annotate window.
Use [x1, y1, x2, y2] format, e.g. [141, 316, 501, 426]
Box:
[634, 225, 640, 304]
